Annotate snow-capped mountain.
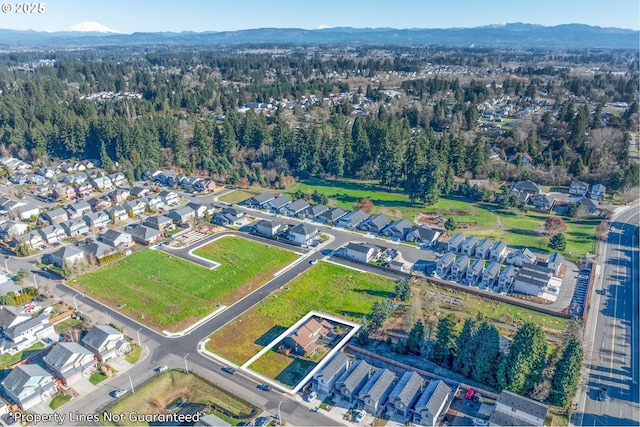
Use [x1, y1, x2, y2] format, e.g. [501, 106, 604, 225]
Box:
[65, 21, 121, 33]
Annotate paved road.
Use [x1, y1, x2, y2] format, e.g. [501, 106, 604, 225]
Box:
[577, 205, 639, 426]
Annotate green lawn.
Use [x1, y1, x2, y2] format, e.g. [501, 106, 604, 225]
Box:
[126, 344, 141, 364]
[219, 189, 260, 204]
[49, 395, 70, 409]
[248, 350, 316, 387]
[207, 261, 395, 365]
[0, 342, 45, 369]
[89, 371, 108, 385]
[72, 237, 297, 332]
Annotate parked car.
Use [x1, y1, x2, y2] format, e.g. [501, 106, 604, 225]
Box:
[473, 418, 490, 426]
[155, 365, 168, 373]
[473, 392, 482, 403]
[222, 366, 236, 375]
[113, 388, 128, 398]
[465, 388, 475, 400]
[354, 410, 366, 423]
[598, 387, 608, 401]
[305, 391, 317, 402]
[309, 259, 318, 265]
[255, 417, 270, 426]
[257, 384, 271, 392]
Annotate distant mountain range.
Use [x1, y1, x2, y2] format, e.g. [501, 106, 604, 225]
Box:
[0, 23, 637, 49]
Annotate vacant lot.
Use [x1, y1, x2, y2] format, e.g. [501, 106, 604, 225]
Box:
[248, 350, 316, 387]
[207, 262, 395, 365]
[72, 237, 297, 332]
[105, 371, 258, 426]
[219, 189, 260, 204]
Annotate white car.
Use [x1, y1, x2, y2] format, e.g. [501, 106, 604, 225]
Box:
[305, 391, 317, 402]
[472, 418, 490, 427]
[354, 410, 366, 423]
[113, 388, 128, 398]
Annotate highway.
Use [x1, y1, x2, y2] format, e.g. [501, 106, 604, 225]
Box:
[577, 205, 639, 426]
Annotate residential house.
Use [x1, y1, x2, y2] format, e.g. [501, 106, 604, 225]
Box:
[41, 208, 68, 226]
[90, 176, 113, 191]
[312, 352, 351, 394]
[344, 242, 380, 263]
[108, 188, 130, 205]
[212, 207, 245, 225]
[466, 259, 485, 284]
[474, 238, 494, 259]
[195, 414, 231, 427]
[60, 218, 89, 237]
[159, 190, 179, 206]
[590, 183, 606, 201]
[244, 192, 275, 208]
[124, 224, 163, 245]
[412, 380, 453, 427]
[266, 195, 292, 212]
[288, 223, 319, 246]
[43, 342, 96, 385]
[193, 179, 216, 193]
[530, 194, 555, 211]
[498, 266, 517, 292]
[13, 231, 43, 250]
[447, 233, 465, 253]
[1, 364, 56, 410]
[8, 174, 27, 185]
[461, 235, 479, 256]
[178, 176, 201, 191]
[254, 219, 285, 237]
[546, 252, 564, 276]
[86, 196, 111, 212]
[482, 262, 501, 288]
[488, 390, 549, 427]
[334, 360, 373, 403]
[506, 248, 537, 267]
[304, 204, 329, 220]
[282, 317, 332, 356]
[140, 194, 165, 211]
[81, 325, 131, 362]
[381, 219, 413, 240]
[37, 225, 67, 244]
[144, 215, 174, 231]
[37, 168, 56, 179]
[489, 241, 508, 261]
[167, 206, 196, 225]
[357, 368, 396, 415]
[337, 210, 370, 229]
[0, 309, 55, 355]
[359, 214, 391, 234]
[317, 208, 348, 225]
[513, 264, 554, 296]
[0, 275, 22, 298]
[73, 183, 93, 198]
[83, 211, 110, 230]
[4, 201, 39, 221]
[385, 371, 425, 418]
[577, 197, 599, 215]
[156, 170, 177, 186]
[65, 200, 92, 219]
[0, 221, 28, 239]
[42, 246, 85, 268]
[279, 199, 309, 216]
[512, 180, 541, 196]
[436, 252, 456, 277]
[185, 202, 208, 219]
[108, 205, 128, 222]
[123, 200, 145, 217]
[53, 186, 76, 201]
[451, 255, 471, 280]
[100, 229, 133, 248]
[80, 240, 115, 259]
[130, 186, 150, 198]
[405, 225, 442, 246]
[107, 172, 126, 188]
[569, 180, 589, 197]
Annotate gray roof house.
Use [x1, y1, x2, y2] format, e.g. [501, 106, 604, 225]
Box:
[100, 229, 133, 248]
[254, 219, 285, 237]
[546, 252, 564, 275]
[80, 240, 115, 259]
[461, 235, 479, 256]
[1, 364, 56, 410]
[0, 276, 21, 297]
[334, 359, 372, 403]
[43, 342, 96, 385]
[167, 206, 196, 224]
[405, 225, 442, 245]
[266, 195, 292, 211]
[590, 183, 606, 201]
[385, 371, 425, 418]
[530, 194, 555, 211]
[447, 233, 465, 253]
[357, 368, 396, 415]
[474, 238, 493, 259]
[381, 219, 413, 240]
[108, 205, 129, 222]
[279, 199, 309, 216]
[482, 261, 502, 288]
[38, 225, 67, 244]
[60, 218, 89, 237]
[0, 311, 55, 356]
[513, 264, 553, 296]
[288, 223, 319, 246]
[578, 197, 599, 214]
[412, 380, 453, 427]
[359, 214, 391, 234]
[489, 241, 507, 261]
[317, 208, 348, 225]
[130, 186, 150, 198]
[452, 255, 471, 280]
[506, 248, 537, 267]
[344, 242, 380, 264]
[124, 224, 163, 245]
[144, 214, 174, 231]
[498, 265, 517, 292]
[0, 220, 28, 239]
[312, 352, 351, 394]
[41, 208, 69, 225]
[123, 200, 145, 216]
[513, 180, 541, 195]
[83, 211, 110, 230]
[43, 246, 85, 268]
[90, 176, 113, 190]
[337, 210, 370, 229]
[185, 202, 209, 218]
[81, 325, 131, 362]
[569, 180, 589, 197]
[436, 252, 457, 277]
[466, 259, 485, 284]
[304, 204, 329, 220]
[212, 207, 245, 225]
[245, 192, 275, 208]
[489, 390, 549, 426]
[65, 201, 92, 219]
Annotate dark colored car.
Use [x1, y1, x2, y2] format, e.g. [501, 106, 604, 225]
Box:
[221, 367, 236, 375]
[257, 384, 271, 391]
[598, 387, 608, 401]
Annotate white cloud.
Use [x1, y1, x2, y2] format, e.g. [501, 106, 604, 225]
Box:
[317, 24, 332, 29]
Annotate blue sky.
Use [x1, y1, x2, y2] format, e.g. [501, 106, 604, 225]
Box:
[0, 0, 637, 33]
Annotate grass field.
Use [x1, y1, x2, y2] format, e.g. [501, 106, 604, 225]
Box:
[49, 395, 70, 409]
[248, 351, 316, 387]
[0, 342, 44, 369]
[105, 371, 259, 426]
[126, 344, 141, 364]
[89, 371, 108, 385]
[72, 237, 298, 332]
[219, 189, 260, 204]
[207, 262, 395, 365]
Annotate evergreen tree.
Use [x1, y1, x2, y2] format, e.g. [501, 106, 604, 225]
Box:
[406, 320, 425, 355]
[432, 314, 458, 368]
[551, 336, 584, 407]
[549, 233, 567, 251]
[472, 322, 501, 387]
[369, 299, 392, 331]
[452, 318, 478, 376]
[445, 218, 458, 231]
[498, 323, 547, 394]
[394, 279, 411, 302]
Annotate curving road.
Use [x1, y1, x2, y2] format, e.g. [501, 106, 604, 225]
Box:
[576, 205, 639, 426]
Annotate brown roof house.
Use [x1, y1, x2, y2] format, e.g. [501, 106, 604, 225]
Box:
[282, 318, 333, 357]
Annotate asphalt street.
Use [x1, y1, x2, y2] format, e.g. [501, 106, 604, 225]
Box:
[577, 205, 639, 427]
